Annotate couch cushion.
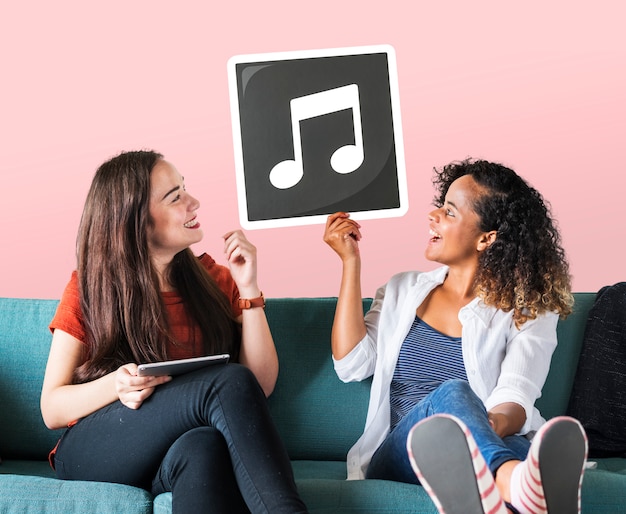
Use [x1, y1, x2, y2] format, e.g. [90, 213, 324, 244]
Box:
[295, 477, 437, 514]
[265, 298, 372, 461]
[535, 293, 595, 419]
[154, 460, 440, 514]
[0, 474, 153, 514]
[581, 468, 626, 513]
[0, 298, 63, 459]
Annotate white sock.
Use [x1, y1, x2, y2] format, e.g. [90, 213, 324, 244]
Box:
[509, 459, 547, 514]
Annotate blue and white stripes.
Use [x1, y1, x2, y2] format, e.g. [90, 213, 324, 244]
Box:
[390, 316, 467, 430]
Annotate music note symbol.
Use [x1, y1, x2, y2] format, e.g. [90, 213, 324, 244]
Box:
[269, 84, 364, 190]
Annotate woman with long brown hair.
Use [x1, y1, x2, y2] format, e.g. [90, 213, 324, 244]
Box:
[41, 150, 307, 513]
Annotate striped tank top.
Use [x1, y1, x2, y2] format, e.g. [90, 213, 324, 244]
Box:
[389, 316, 467, 430]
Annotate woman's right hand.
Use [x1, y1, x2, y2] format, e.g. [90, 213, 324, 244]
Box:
[115, 364, 172, 410]
[323, 212, 362, 262]
[323, 213, 367, 359]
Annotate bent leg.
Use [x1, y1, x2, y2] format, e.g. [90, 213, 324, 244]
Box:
[54, 364, 307, 513]
[151, 427, 249, 514]
[366, 380, 528, 483]
[423, 380, 529, 473]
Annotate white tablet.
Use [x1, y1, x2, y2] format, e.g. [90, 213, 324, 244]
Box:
[136, 354, 230, 377]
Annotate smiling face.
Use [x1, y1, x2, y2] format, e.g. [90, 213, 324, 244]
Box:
[147, 159, 203, 270]
[425, 175, 494, 268]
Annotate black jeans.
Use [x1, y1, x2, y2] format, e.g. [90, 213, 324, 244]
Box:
[53, 364, 307, 514]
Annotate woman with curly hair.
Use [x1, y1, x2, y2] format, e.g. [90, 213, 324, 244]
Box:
[323, 159, 587, 514]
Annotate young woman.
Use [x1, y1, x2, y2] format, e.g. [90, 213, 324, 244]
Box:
[323, 159, 587, 514]
[41, 150, 308, 514]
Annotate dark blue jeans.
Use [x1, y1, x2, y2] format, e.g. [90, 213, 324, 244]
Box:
[366, 379, 531, 483]
[53, 364, 307, 514]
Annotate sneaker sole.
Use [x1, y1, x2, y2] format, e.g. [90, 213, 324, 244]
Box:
[536, 417, 587, 513]
[407, 415, 493, 514]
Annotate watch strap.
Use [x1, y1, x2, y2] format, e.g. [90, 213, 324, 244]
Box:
[238, 292, 265, 309]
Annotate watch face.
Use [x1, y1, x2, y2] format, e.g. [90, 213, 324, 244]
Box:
[228, 44, 408, 230]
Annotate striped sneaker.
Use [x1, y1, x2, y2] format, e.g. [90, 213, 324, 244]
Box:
[407, 414, 507, 514]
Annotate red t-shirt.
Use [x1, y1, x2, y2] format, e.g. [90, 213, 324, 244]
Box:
[49, 253, 242, 360]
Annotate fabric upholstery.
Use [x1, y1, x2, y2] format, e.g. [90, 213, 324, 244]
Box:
[1, 294, 625, 513]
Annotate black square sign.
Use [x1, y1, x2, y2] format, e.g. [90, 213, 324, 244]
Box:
[228, 45, 407, 229]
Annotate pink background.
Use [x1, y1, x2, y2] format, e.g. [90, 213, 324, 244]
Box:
[2, 1, 624, 300]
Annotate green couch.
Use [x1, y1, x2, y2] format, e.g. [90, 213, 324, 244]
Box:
[1, 294, 625, 513]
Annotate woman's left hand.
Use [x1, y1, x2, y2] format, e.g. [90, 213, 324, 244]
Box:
[116, 364, 172, 410]
[488, 403, 526, 438]
[223, 230, 259, 296]
[223, 229, 277, 396]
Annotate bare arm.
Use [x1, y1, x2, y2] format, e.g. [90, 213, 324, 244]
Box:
[40, 329, 171, 430]
[223, 230, 278, 396]
[323, 212, 367, 360]
[236, 307, 277, 397]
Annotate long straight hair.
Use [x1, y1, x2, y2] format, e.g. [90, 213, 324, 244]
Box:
[73, 150, 239, 383]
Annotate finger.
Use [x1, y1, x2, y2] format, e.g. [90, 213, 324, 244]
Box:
[222, 231, 238, 253]
[121, 391, 146, 410]
[223, 238, 239, 262]
[344, 222, 362, 241]
[125, 384, 159, 407]
[224, 234, 251, 260]
[333, 219, 362, 242]
[328, 213, 360, 234]
[138, 386, 157, 401]
[116, 365, 140, 389]
[227, 242, 257, 266]
[124, 363, 139, 375]
[325, 214, 359, 240]
[225, 243, 245, 264]
[331, 214, 361, 232]
[326, 212, 350, 229]
[142, 375, 173, 388]
[118, 371, 169, 395]
[223, 229, 250, 249]
[222, 228, 243, 240]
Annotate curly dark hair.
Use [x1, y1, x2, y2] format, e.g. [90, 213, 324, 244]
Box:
[432, 158, 573, 326]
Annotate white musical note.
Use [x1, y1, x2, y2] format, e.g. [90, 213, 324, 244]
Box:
[269, 84, 364, 190]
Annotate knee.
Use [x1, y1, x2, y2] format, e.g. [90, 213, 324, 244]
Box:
[174, 427, 226, 454]
[436, 379, 476, 402]
[223, 363, 261, 389]
[426, 380, 485, 419]
[213, 363, 265, 402]
[160, 428, 231, 484]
